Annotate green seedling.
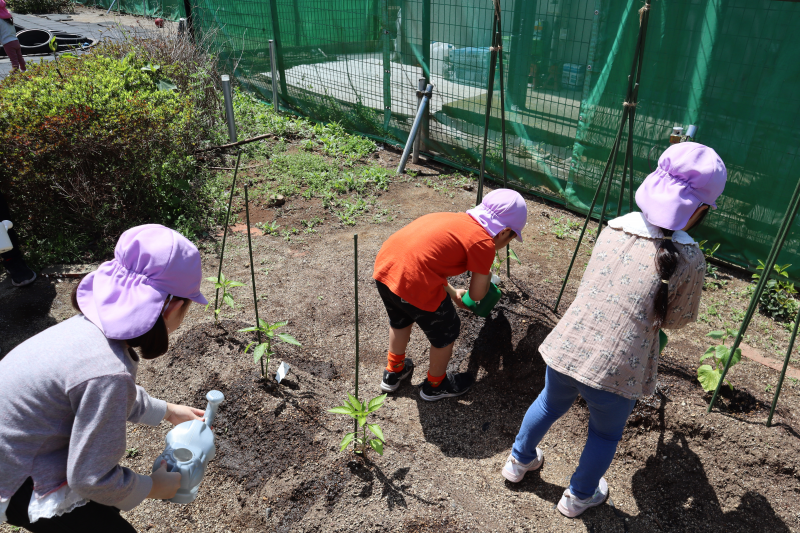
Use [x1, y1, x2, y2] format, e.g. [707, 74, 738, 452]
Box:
[698, 240, 726, 289]
[205, 273, 244, 322]
[329, 393, 387, 456]
[752, 261, 799, 322]
[697, 328, 742, 392]
[239, 319, 301, 376]
[125, 447, 139, 458]
[492, 248, 521, 276]
[258, 220, 281, 236]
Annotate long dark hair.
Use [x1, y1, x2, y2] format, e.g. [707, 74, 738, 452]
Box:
[653, 230, 680, 328]
[71, 283, 188, 360]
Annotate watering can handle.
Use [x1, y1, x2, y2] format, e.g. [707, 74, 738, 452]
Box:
[203, 390, 225, 428]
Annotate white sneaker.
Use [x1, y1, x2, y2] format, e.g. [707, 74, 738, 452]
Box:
[557, 477, 609, 518]
[501, 448, 543, 482]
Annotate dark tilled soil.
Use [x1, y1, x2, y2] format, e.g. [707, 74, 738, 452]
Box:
[2, 148, 800, 532]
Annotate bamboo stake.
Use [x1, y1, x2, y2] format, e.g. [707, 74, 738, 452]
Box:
[244, 182, 264, 377]
[214, 151, 242, 316]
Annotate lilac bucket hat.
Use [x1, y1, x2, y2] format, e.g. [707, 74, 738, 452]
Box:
[77, 224, 207, 340]
[635, 142, 727, 231]
[467, 188, 528, 242]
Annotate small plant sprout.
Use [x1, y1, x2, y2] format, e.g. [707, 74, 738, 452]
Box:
[697, 328, 742, 392]
[328, 393, 387, 456]
[239, 319, 301, 377]
[752, 261, 799, 322]
[205, 273, 244, 323]
[492, 248, 521, 277]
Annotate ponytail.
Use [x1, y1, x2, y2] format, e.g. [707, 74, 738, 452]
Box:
[653, 230, 680, 328]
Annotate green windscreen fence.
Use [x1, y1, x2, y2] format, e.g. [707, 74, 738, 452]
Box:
[120, 0, 800, 275]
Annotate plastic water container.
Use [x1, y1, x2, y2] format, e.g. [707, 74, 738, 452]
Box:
[461, 282, 502, 318]
[430, 42, 454, 77]
[152, 390, 225, 504]
[561, 63, 585, 89]
[0, 221, 13, 254]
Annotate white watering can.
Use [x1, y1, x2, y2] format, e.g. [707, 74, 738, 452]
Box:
[0, 221, 13, 254]
[152, 390, 225, 504]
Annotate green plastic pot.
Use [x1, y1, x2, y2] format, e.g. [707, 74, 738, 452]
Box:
[461, 283, 502, 317]
[659, 330, 668, 354]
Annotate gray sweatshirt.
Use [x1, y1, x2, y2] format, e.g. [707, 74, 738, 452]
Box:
[0, 315, 167, 510]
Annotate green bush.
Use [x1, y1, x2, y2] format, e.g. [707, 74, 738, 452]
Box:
[6, 0, 71, 14]
[0, 50, 222, 265]
[751, 261, 799, 322]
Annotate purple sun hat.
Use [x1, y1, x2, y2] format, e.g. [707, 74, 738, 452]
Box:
[635, 142, 727, 231]
[467, 188, 528, 242]
[77, 224, 207, 340]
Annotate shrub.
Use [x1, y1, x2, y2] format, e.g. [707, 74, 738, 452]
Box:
[751, 261, 799, 322]
[0, 46, 222, 265]
[6, 0, 72, 14]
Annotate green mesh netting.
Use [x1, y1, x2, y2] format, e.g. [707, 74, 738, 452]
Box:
[96, 0, 800, 274]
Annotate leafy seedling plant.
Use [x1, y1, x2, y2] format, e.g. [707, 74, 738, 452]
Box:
[492, 249, 521, 277]
[752, 261, 799, 322]
[239, 319, 301, 377]
[328, 393, 387, 456]
[697, 328, 742, 392]
[206, 273, 244, 323]
[698, 240, 726, 290]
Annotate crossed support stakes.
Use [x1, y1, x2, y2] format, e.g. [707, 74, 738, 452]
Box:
[476, 0, 511, 276]
[548, 0, 798, 424]
[554, 0, 652, 313]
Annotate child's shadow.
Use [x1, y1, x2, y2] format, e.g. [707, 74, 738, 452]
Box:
[412, 310, 553, 459]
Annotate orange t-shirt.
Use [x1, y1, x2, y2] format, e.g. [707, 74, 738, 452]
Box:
[373, 212, 496, 312]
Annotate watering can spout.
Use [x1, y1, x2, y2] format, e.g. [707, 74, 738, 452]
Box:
[203, 390, 224, 428]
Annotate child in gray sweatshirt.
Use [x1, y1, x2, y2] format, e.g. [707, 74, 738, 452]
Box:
[0, 224, 210, 531]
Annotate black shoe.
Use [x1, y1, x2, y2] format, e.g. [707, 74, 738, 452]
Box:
[3, 257, 37, 287]
[419, 371, 474, 401]
[380, 358, 415, 392]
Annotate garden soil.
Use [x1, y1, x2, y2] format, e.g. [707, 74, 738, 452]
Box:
[2, 148, 800, 533]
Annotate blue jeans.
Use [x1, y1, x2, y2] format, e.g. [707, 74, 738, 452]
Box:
[512, 366, 637, 499]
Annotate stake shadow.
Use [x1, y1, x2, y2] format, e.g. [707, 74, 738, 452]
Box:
[628, 394, 791, 532]
[347, 458, 436, 511]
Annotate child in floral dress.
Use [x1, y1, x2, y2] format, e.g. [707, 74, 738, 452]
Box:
[501, 142, 727, 517]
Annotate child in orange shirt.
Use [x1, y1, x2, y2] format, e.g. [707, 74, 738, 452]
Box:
[373, 189, 528, 401]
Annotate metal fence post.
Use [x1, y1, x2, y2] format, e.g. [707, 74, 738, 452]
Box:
[268, 0, 288, 97]
[412, 77, 427, 163]
[221, 75, 237, 143]
[380, 0, 392, 133]
[269, 40, 280, 112]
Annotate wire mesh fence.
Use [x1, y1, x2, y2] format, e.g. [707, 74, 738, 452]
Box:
[73, 0, 800, 275]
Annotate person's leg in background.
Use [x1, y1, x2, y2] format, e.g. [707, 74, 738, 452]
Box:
[376, 280, 416, 393]
[0, 192, 37, 286]
[6, 478, 137, 533]
[3, 40, 26, 72]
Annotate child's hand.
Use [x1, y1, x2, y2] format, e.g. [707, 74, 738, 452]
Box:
[164, 403, 205, 426]
[148, 460, 181, 500]
[453, 289, 469, 310]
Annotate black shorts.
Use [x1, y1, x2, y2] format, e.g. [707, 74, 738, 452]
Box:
[375, 280, 461, 349]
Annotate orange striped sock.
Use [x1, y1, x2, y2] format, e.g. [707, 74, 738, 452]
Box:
[386, 351, 405, 373]
[427, 371, 446, 387]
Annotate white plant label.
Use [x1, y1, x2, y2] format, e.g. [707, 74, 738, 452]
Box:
[276, 361, 291, 383]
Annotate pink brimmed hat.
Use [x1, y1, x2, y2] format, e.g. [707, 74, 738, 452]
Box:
[77, 224, 207, 340]
[467, 188, 528, 242]
[635, 142, 727, 231]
